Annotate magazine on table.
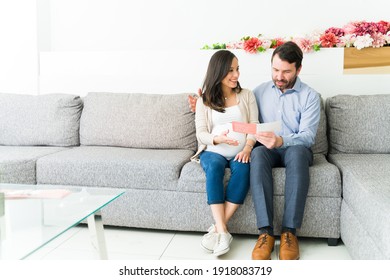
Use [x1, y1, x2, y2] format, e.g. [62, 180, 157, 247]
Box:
[1, 189, 71, 199]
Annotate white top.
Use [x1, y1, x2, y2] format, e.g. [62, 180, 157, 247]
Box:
[206, 105, 246, 159]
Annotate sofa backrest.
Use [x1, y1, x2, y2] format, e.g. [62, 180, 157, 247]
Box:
[80, 92, 197, 151]
[326, 94, 390, 154]
[311, 96, 328, 155]
[0, 93, 83, 146]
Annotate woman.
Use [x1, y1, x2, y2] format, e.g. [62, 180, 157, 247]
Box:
[191, 50, 259, 256]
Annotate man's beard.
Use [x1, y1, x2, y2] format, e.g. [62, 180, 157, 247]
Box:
[274, 76, 297, 92]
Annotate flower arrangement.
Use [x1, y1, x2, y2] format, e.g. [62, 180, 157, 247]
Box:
[202, 20, 390, 54]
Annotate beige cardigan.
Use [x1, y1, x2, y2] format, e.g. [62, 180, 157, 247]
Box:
[191, 88, 259, 162]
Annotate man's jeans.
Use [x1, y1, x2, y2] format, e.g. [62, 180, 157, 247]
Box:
[250, 145, 313, 229]
[200, 151, 250, 205]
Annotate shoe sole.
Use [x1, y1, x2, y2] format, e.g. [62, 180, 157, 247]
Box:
[200, 244, 214, 254]
[279, 255, 300, 260]
[213, 247, 230, 257]
[213, 236, 233, 256]
[252, 244, 274, 260]
[252, 256, 271, 260]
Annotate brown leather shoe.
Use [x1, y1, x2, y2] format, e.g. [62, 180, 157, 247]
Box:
[279, 232, 300, 260]
[252, 233, 275, 260]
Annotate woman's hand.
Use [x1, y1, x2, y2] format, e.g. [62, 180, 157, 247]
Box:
[188, 88, 202, 113]
[234, 145, 252, 163]
[213, 130, 239, 146]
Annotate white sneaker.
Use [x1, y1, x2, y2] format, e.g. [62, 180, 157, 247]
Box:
[200, 225, 218, 253]
[213, 232, 233, 256]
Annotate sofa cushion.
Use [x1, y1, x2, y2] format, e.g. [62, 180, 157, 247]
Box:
[179, 154, 340, 197]
[328, 154, 390, 259]
[0, 146, 70, 184]
[179, 154, 341, 238]
[80, 92, 197, 151]
[326, 94, 390, 154]
[340, 201, 384, 259]
[36, 146, 193, 191]
[311, 97, 328, 155]
[0, 93, 83, 146]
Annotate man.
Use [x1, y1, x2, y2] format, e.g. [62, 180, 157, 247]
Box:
[188, 41, 320, 260]
[250, 41, 320, 260]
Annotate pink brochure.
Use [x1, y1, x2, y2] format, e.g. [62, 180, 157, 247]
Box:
[232, 120, 282, 134]
[232, 121, 257, 134]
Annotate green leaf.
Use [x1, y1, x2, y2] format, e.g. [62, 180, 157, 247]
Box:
[211, 43, 226, 49]
[313, 44, 321, 51]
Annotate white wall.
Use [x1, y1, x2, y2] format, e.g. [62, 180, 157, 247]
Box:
[39, 48, 390, 99]
[47, 0, 390, 51]
[0, 1, 38, 94]
[1, 0, 390, 96]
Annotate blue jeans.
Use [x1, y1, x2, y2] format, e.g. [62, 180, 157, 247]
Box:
[250, 145, 313, 229]
[200, 151, 250, 205]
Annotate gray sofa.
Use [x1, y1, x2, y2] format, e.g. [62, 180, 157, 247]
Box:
[2, 91, 369, 256]
[326, 94, 390, 259]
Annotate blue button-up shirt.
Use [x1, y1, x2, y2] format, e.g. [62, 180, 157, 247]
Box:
[253, 77, 320, 148]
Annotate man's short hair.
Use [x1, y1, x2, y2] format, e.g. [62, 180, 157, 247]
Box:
[272, 41, 303, 70]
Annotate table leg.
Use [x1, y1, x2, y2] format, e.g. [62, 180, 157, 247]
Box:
[87, 211, 108, 260]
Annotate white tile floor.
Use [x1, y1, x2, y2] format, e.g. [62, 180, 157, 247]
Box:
[27, 225, 352, 260]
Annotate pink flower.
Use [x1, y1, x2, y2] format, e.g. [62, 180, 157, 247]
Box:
[337, 34, 356, 48]
[325, 27, 345, 37]
[293, 38, 315, 53]
[243, 37, 263, 54]
[352, 21, 378, 36]
[343, 22, 357, 35]
[371, 32, 387, 48]
[202, 20, 390, 54]
[226, 41, 244, 49]
[377, 20, 390, 34]
[261, 39, 272, 49]
[320, 33, 339, 48]
[271, 38, 285, 48]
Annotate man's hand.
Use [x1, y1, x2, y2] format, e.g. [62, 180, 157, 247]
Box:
[255, 131, 283, 149]
[188, 88, 202, 112]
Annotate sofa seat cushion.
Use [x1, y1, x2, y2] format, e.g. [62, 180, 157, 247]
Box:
[328, 154, 390, 259]
[179, 154, 341, 238]
[178, 161, 230, 192]
[0, 93, 83, 146]
[0, 146, 70, 184]
[179, 154, 341, 197]
[36, 146, 194, 191]
[273, 154, 341, 197]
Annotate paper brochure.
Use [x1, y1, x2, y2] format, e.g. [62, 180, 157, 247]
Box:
[232, 121, 281, 134]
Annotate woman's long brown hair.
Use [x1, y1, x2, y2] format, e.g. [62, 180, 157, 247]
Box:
[202, 50, 242, 113]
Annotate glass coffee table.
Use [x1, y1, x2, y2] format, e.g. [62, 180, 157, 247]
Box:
[0, 183, 124, 260]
